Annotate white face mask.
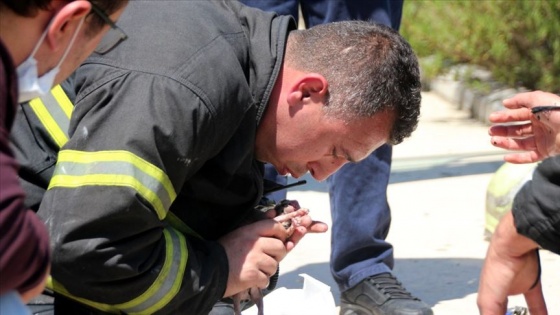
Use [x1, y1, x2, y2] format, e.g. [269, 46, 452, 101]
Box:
[17, 16, 85, 103]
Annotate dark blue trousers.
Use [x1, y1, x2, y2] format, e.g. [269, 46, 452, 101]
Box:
[240, 0, 402, 30]
[241, 0, 403, 293]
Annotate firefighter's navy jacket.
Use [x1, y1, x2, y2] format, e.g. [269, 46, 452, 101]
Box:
[12, 1, 296, 314]
[513, 156, 560, 255]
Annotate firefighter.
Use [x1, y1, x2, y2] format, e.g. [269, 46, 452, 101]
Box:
[13, 1, 421, 314]
[0, 0, 128, 313]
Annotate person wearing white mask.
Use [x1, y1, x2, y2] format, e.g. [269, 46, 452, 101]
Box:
[0, 0, 128, 314]
[15, 15, 86, 103]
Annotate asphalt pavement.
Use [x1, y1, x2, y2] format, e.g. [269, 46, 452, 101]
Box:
[273, 91, 560, 314]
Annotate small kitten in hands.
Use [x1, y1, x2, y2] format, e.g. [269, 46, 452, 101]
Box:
[231, 200, 308, 315]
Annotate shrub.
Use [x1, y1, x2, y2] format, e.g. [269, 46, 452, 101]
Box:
[401, 0, 560, 93]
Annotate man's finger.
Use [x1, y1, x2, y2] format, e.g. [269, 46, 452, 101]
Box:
[254, 219, 293, 241]
[503, 152, 540, 164]
[306, 221, 328, 233]
[490, 136, 536, 151]
[524, 281, 548, 315]
[274, 208, 309, 223]
[503, 92, 534, 109]
[489, 108, 532, 123]
[489, 123, 533, 138]
[286, 226, 307, 250]
[503, 91, 560, 112]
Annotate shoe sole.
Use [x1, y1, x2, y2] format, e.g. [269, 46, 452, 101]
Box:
[340, 303, 380, 315]
[340, 301, 434, 315]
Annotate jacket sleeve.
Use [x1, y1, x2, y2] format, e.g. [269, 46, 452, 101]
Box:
[512, 155, 560, 255]
[10, 80, 76, 211]
[38, 68, 231, 314]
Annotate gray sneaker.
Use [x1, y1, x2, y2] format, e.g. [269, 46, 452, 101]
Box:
[340, 273, 433, 315]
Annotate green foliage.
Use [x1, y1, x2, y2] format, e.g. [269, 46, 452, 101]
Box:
[401, 0, 560, 92]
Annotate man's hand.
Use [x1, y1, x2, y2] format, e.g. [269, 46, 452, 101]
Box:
[219, 206, 327, 297]
[489, 91, 560, 163]
[20, 266, 50, 303]
[263, 200, 328, 251]
[477, 212, 548, 315]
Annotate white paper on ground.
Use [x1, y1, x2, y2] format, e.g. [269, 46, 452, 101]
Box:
[242, 273, 336, 315]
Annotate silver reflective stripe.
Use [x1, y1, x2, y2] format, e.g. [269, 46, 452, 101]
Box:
[49, 150, 176, 220]
[28, 85, 72, 147]
[46, 227, 188, 314]
[119, 227, 187, 314]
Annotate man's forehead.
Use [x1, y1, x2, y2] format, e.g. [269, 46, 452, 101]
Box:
[344, 116, 392, 162]
[345, 132, 388, 163]
[353, 143, 384, 162]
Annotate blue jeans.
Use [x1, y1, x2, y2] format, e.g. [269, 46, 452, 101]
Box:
[327, 145, 393, 292]
[241, 0, 402, 293]
[0, 291, 31, 315]
[240, 0, 402, 29]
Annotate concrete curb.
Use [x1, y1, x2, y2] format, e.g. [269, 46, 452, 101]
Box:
[425, 64, 528, 126]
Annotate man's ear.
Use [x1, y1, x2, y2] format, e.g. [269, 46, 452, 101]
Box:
[287, 73, 328, 106]
[45, 1, 91, 51]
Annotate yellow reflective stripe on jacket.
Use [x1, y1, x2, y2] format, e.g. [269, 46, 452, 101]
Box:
[50, 85, 73, 118]
[28, 85, 72, 148]
[118, 227, 187, 314]
[47, 278, 120, 314]
[47, 227, 187, 314]
[166, 212, 203, 239]
[48, 150, 177, 220]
